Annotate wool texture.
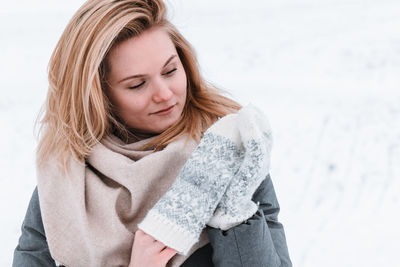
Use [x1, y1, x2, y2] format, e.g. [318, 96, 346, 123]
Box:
[138, 104, 273, 254]
[36, 104, 272, 266]
[207, 105, 273, 230]
[37, 134, 208, 267]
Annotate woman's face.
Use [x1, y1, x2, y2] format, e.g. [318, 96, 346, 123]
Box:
[106, 27, 187, 134]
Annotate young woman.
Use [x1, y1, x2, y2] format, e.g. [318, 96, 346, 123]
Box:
[13, 0, 292, 266]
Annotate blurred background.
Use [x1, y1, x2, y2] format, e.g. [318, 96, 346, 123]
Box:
[1, 0, 399, 266]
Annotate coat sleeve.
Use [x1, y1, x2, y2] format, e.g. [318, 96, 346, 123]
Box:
[13, 187, 57, 267]
[205, 174, 292, 267]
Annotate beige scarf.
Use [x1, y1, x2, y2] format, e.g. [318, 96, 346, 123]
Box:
[37, 134, 210, 267]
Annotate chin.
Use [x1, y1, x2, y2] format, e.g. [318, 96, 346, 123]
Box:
[157, 117, 180, 133]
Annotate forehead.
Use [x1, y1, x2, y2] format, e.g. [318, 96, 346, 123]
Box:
[108, 27, 177, 77]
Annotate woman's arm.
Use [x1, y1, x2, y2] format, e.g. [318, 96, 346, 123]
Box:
[205, 174, 292, 267]
[13, 187, 57, 267]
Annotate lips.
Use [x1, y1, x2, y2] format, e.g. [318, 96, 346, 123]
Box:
[152, 104, 175, 114]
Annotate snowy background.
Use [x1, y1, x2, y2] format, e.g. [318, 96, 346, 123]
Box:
[1, 0, 399, 266]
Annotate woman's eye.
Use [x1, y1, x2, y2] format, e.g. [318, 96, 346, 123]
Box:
[129, 81, 145, 89]
[164, 68, 177, 76]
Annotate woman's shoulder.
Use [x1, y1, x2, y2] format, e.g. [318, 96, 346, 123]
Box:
[13, 187, 56, 266]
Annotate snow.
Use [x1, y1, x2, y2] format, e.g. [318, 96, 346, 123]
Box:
[1, 0, 399, 266]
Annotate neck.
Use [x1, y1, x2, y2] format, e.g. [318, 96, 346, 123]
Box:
[113, 127, 159, 144]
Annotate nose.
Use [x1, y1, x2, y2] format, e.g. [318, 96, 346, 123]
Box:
[152, 78, 173, 103]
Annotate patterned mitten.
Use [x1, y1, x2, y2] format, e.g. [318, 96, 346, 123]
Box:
[207, 105, 273, 230]
[137, 113, 243, 255]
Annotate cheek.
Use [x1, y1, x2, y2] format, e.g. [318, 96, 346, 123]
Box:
[174, 71, 188, 98]
[111, 91, 148, 117]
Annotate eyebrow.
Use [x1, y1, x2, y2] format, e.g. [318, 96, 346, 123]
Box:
[117, 54, 177, 84]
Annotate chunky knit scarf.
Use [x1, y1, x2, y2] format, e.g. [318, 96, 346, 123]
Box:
[37, 105, 272, 266]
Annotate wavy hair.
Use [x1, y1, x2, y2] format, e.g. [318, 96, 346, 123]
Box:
[37, 0, 241, 171]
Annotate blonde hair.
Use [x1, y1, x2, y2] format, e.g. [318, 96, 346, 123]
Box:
[37, 0, 241, 170]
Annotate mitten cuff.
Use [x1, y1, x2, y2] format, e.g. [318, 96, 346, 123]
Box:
[137, 209, 199, 255]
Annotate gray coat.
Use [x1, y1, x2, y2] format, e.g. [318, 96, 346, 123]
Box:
[13, 174, 292, 267]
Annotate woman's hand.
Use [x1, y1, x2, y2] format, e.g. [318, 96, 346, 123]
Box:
[129, 229, 178, 267]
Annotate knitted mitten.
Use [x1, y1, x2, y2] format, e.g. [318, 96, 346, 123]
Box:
[137, 113, 243, 255]
[207, 105, 273, 230]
